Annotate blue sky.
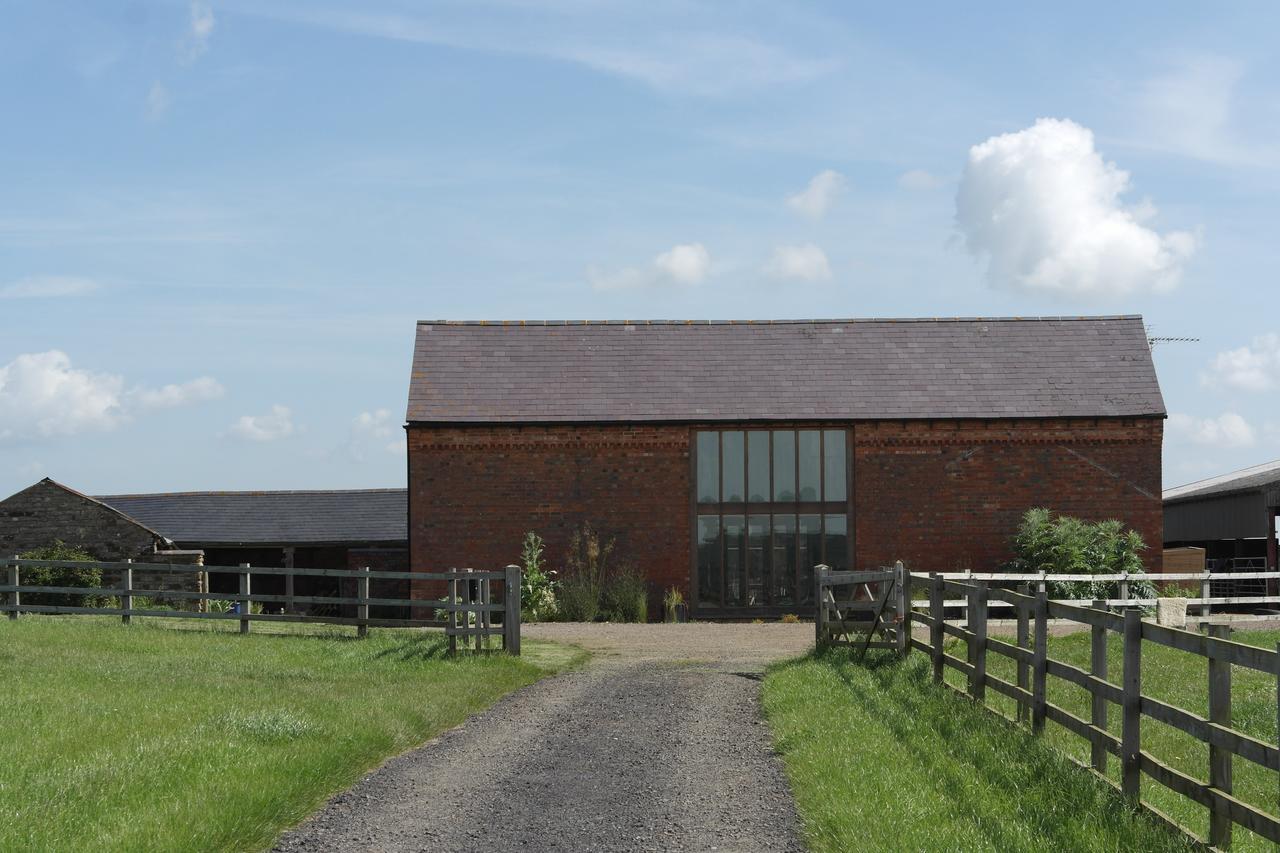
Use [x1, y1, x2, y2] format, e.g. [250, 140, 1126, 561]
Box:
[2, 0, 1279, 498]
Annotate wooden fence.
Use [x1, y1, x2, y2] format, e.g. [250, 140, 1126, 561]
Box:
[814, 563, 908, 654]
[0, 558, 521, 655]
[908, 573, 1280, 848]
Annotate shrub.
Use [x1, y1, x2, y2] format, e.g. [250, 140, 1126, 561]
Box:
[663, 586, 684, 623]
[601, 566, 648, 623]
[518, 531, 558, 622]
[780, 613, 801, 624]
[16, 541, 106, 607]
[1009, 508, 1155, 601]
[556, 523, 611, 622]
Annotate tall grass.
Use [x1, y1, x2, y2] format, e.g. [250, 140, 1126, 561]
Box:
[763, 648, 1193, 852]
[0, 616, 580, 852]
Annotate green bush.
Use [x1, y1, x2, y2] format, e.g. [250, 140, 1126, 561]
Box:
[555, 523, 611, 622]
[601, 566, 648, 623]
[518, 531, 558, 622]
[16, 541, 107, 607]
[1009, 508, 1155, 601]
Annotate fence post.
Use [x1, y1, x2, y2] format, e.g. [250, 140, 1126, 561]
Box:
[1037, 569, 1047, 596]
[1121, 608, 1142, 803]
[238, 563, 251, 635]
[814, 565, 828, 647]
[504, 565, 521, 656]
[464, 568, 478, 652]
[480, 574, 491, 652]
[962, 567, 972, 626]
[1208, 623, 1233, 848]
[447, 570, 458, 655]
[929, 573, 943, 684]
[356, 565, 370, 639]
[7, 556, 18, 620]
[970, 584, 987, 702]
[1090, 599, 1108, 773]
[1032, 591, 1048, 734]
[1201, 571, 1212, 625]
[895, 561, 909, 656]
[121, 559, 133, 626]
[1118, 571, 1129, 607]
[1016, 584, 1030, 723]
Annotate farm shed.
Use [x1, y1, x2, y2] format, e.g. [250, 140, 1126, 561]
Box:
[1164, 459, 1280, 573]
[0, 480, 409, 612]
[405, 316, 1166, 618]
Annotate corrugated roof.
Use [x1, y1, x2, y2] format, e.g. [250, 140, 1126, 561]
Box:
[94, 489, 407, 546]
[406, 317, 1165, 423]
[1164, 460, 1280, 505]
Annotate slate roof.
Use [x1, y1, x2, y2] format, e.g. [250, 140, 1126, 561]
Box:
[95, 489, 407, 546]
[1164, 460, 1280, 505]
[407, 317, 1165, 423]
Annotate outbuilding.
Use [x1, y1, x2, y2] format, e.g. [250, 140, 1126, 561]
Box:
[405, 317, 1166, 618]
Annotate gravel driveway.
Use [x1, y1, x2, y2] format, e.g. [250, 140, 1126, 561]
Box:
[274, 623, 812, 853]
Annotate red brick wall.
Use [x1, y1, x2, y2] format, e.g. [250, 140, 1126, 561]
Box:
[408, 425, 691, 614]
[407, 417, 1163, 613]
[853, 418, 1163, 574]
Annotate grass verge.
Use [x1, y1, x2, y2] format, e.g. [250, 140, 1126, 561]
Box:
[0, 616, 583, 851]
[763, 647, 1195, 852]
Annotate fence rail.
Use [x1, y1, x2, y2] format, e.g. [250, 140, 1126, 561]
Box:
[908, 573, 1280, 848]
[1, 557, 521, 655]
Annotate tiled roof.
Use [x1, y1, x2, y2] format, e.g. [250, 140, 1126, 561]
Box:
[95, 489, 407, 546]
[407, 317, 1165, 423]
[1164, 459, 1280, 504]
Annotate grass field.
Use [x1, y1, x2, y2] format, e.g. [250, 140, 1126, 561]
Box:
[763, 647, 1197, 852]
[965, 627, 1280, 851]
[0, 616, 583, 852]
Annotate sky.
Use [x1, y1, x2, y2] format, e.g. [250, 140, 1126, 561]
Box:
[2, 0, 1280, 499]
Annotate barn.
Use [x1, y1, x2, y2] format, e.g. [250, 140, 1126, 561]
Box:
[405, 317, 1166, 618]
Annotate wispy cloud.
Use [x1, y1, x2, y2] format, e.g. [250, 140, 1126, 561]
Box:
[1167, 412, 1256, 448]
[182, 2, 217, 62]
[1204, 334, 1280, 391]
[344, 408, 404, 460]
[786, 170, 845, 220]
[146, 82, 172, 120]
[0, 275, 99, 299]
[130, 377, 225, 409]
[898, 169, 946, 191]
[228, 405, 295, 442]
[588, 242, 711, 291]
[765, 244, 831, 281]
[956, 118, 1198, 299]
[234, 4, 838, 97]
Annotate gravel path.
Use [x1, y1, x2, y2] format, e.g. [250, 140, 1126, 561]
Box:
[274, 624, 811, 853]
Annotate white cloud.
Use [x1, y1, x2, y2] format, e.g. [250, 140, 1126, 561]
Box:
[131, 377, 225, 409]
[0, 351, 124, 441]
[0, 275, 99, 299]
[588, 242, 711, 291]
[1205, 334, 1280, 391]
[786, 169, 845, 220]
[346, 408, 404, 459]
[955, 118, 1198, 298]
[228, 405, 295, 442]
[898, 169, 945, 191]
[182, 2, 216, 61]
[1167, 412, 1256, 448]
[765, 244, 831, 281]
[0, 351, 228, 443]
[146, 82, 172, 120]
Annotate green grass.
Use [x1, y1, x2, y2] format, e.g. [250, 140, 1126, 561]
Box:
[966, 628, 1280, 850]
[0, 616, 584, 852]
[763, 647, 1196, 852]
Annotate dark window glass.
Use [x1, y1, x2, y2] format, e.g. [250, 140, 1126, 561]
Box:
[823, 514, 848, 571]
[697, 516, 721, 606]
[798, 514, 822, 604]
[771, 514, 796, 606]
[696, 431, 719, 504]
[798, 430, 821, 501]
[823, 429, 847, 503]
[772, 430, 796, 501]
[723, 515, 744, 604]
[747, 430, 770, 503]
[722, 431, 745, 503]
[747, 514, 769, 606]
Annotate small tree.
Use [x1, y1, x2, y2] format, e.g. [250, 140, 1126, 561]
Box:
[519, 531, 558, 622]
[1010, 508, 1154, 601]
[17, 541, 107, 607]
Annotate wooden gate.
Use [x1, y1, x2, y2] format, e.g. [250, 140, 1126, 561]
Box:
[814, 561, 908, 656]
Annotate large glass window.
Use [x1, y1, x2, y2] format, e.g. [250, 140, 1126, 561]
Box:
[722, 431, 745, 503]
[694, 428, 852, 610]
